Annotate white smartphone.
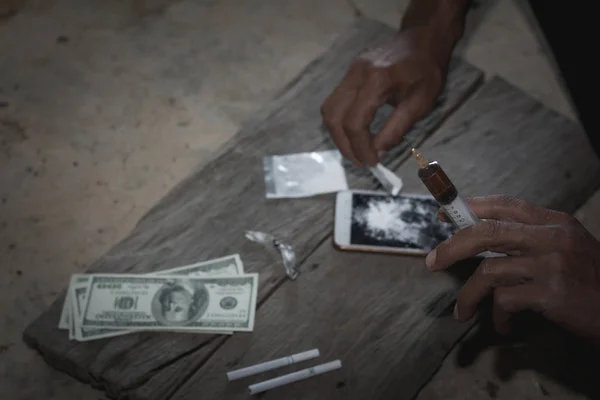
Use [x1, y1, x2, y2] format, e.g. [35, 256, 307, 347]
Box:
[334, 190, 456, 256]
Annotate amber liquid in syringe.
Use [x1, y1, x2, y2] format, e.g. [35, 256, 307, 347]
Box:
[407, 144, 480, 230]
[406, 141, 503, 258]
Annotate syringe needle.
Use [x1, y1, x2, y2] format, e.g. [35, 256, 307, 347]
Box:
[403, 136, 429, 168]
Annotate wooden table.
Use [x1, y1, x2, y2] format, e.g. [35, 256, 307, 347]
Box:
[23, 19, 600, 400]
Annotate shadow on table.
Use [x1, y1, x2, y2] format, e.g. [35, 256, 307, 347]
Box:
[453, 308, 600, 399]
[425, 257, 600, 398]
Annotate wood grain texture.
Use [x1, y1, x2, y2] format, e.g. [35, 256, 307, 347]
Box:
[168, 77, 600, 400]
[21, 19, 484, 400]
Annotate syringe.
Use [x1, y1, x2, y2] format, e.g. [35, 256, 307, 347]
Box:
[404, 137, 502, 258]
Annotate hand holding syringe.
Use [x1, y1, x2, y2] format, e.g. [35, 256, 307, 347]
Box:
[404, 137, 503, 258]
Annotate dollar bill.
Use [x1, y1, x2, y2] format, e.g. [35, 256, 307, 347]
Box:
[72, 282, 235, 341]
[71, 279, 120, 341]
[59, 292, 73, 330]
[62, 274, 87, 336]
[80, 274, 258, 332]
[60, 254, 245, 330]
[154, 254, 245, 277]
[61, 254, 245, 340]
[68, 298, 75, 340]
[59, 299, 71, 330]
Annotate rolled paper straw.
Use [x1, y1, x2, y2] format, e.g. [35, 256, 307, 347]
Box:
[369, 163, 403, 196]
[248, 360, 342, 395]
[226, 349, 320, 381]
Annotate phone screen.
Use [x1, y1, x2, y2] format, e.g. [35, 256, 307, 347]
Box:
[350, 192, 455, 252]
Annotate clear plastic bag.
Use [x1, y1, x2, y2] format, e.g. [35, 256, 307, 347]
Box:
[263, 150, 348, 198]
[245, 231, 299, 280]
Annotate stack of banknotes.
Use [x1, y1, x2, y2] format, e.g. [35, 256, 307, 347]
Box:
[57, 254, 258, 342]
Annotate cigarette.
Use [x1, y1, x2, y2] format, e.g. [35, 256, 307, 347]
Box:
[226, 349, 320, 381]
[248, 359, 342, 395]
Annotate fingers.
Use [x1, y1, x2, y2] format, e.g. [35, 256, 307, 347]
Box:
[492, 285, 549, 335]
[437, 195, 568, 225]
[323, 117, 361, 166]
[454, 257, 536, 322]
[373, 86, 436, 152]
[427, 220, 542, 271]
[437, 209, 453, 224]
[342, 74, 390, 166]
[494, 284, 547, 314]
[492, 301, 513, 335]
[323, 60, 441, 166]
[455, 279, 546, 336]
[321, 63, 365, 166]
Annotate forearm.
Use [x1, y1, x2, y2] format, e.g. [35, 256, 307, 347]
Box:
[400, 0, 470, 59]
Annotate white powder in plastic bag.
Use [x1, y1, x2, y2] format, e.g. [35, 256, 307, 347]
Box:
[263, 150, 348, 199]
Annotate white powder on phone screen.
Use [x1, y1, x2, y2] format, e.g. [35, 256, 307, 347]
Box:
[352, 194, 454, 250]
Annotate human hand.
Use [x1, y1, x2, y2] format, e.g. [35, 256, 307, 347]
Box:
[428, 195, 600, 344]
[320, 28, 451, 167]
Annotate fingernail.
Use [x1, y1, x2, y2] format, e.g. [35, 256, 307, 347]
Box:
[453, 303, 459, 320]
[352, 158, 364, 168]
[425, 249, 436, 269]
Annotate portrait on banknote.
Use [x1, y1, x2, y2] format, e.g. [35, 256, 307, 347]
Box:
[151, 280, 209, 325]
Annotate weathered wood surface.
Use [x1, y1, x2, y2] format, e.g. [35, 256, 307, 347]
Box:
[167, 77, 600, 400]
[22, 19, 484, 400]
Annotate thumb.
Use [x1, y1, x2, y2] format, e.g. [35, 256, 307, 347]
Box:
[373, 87, 436, 152]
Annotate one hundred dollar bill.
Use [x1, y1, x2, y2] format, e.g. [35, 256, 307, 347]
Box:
[59, 297, 72, 330]
[60, 254, 244, 330]
[72, 284, 236, 341]
[80, 274, 258, 332]
[60, 254, 245, 340]
[71, 280, 118, 341]
[68, 297, 76, 340]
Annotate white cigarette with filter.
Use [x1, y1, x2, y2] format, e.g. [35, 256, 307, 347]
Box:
[227, 349, 320, 381]
[248, 359, 342, 395]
